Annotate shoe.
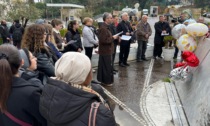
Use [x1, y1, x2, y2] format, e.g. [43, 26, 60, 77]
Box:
[91, 80, 101, 84]
[113, 71, 117, 74]
[158, 56, 163, 59]
[113, 69, 118, 72]
[137, 59, 142, 62]
[124, 63, 130, 66]
[153, 56, 157, 60]
[141, 58, 148, 61]
[119, 63, 126, 67]
[101, 83, 113, 87]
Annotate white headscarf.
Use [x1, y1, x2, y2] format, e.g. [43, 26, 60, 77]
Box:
[54, 52, 91, 85]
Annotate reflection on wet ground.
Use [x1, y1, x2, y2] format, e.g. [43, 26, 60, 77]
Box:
[93, 59, 171, 126]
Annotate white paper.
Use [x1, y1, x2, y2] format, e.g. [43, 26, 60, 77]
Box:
[121, 35, 132, 41]
[161, 32, 169, 36]
[114, 31, 123, 36]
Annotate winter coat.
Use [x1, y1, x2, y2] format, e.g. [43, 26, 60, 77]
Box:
[82, 25, 98, 47]
[98, 23, 114, 55]
[109, 24, 119, 44]
[19, 68, 47, 86]
[46, 42, 62, 58]
[64, 28, 83, 52]
[0, 77, 47, 126]
[117, 20, 133, 44]
[154, 21, 171, 45]
[9, 23, 24, 35]
[34, 49, 55, 77]
[39, 78, 116, 126]
[0, 24, 10, 43]
[136, 21, 152, 41]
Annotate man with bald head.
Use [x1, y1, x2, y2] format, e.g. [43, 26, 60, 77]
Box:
[117, 12, 133, 67]
[0, 20, 10, 43]
[136, 15, 152, 62]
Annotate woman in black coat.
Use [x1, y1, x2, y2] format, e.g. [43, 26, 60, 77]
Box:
[64, 20, 83, 52]
[40, 52, 116, 126]
[0, 44, 47, 126]
[21, 24, 55, 77]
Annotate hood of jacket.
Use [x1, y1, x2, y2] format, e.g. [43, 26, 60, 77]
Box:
[15, 23, 22, 28]
[19, 68, 39, 81]
[39, 78, 100, 124]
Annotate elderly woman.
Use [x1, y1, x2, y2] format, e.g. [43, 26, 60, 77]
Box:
[82, 17, 98, 59]
[39, 52, 116, 126]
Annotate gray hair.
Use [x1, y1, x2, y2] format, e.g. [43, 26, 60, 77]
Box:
[142, 15, 148, 18]
[121, 12, 128, 17]
[103, 12, 111, 21]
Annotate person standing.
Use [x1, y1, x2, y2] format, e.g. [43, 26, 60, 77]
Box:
[153, 15, 171, 59]
[51, 19, 66, 51]
[136, 15, 152, 62]
[64, 20, 83, 52]
[117, 12, 133, 67]
[0, 20, 10, 44]
[97, 12, 118, 86]
[109, 15, 119, 73]
[82, 17, 98, 59]
[9, 20, 24, 48]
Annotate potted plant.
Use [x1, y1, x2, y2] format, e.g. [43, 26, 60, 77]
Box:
[162, 35, 175, 61]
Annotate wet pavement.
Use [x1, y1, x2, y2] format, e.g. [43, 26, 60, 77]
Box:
[93, 59, 172, 126]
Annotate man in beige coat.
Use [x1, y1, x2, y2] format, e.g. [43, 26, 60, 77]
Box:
[136, 15, 152, 62]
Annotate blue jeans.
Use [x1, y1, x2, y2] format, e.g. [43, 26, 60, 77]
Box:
[137, 40, 147, 60]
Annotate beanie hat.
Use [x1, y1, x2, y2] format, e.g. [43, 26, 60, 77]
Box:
[55, 52, 91, 85]
[19, 48, 31, 69]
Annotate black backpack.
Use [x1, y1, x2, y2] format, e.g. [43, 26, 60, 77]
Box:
[13, 26, 23, 42]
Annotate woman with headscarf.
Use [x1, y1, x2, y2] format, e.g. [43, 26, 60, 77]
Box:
[0, 44, 47, 126]
[39, 52, 116, 126]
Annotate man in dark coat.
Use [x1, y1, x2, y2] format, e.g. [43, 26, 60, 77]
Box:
[97, 12, 118, 86]
[0, 20, 10, 43]
[153, 15, 171, 59]
[109, 15, 119, 73]
[117, 12, 133, 67]
[9, 20, 24, 49]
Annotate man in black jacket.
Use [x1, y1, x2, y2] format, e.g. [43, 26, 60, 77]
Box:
[9, 20, 24, 49]
[109, 15, 119, 73]
[117, 12, 133, 67]
[153, 15, 171, 59]
[0, 20, 10, 43]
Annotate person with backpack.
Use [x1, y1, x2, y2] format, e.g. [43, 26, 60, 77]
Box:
[39, 52, 116, 126]
[9, 20, 24, 49]
[0, 44, 47, 126]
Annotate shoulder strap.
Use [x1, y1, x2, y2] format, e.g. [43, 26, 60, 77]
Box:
[4, 111, 32, 126]
[88, 102, 100, 126]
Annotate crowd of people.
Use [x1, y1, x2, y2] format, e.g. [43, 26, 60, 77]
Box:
[0, 11, 210, 126]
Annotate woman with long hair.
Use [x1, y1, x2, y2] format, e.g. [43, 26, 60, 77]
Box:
[64, 20, 83, 52]
[0, 44, 46, 126]
[43, 24, 62, 59]
[21, 24, 55, 77]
